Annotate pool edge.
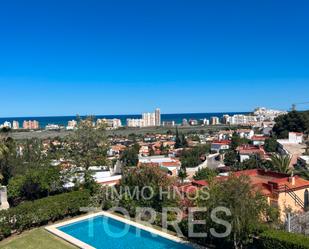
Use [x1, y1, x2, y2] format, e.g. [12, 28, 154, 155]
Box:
[45, 211, 206, 249]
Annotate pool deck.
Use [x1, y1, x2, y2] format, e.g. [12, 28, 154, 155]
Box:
[45, 211, 206, 249]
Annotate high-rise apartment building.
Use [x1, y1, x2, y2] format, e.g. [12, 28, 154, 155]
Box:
[23, 120, 39, 130]
[127, 108, 161, 127]
[210, 116, 220, 125]
[142, 112, 156, 127]
[12, 121, 19, 130]
[155, 108, 161, 126]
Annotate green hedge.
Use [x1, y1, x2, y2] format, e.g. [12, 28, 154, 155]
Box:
[0, 190, 90, 240]
[257, 229, 309, 249]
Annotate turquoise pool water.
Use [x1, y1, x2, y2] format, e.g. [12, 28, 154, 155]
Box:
[59, 215, 193, 249]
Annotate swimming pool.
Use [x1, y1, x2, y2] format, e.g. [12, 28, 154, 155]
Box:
[47, 212, 196, 249]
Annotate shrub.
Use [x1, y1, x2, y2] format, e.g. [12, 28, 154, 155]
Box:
[0, 220, 11, 241]
[0, 190, 90, 240]
[257, 229, 309, 249]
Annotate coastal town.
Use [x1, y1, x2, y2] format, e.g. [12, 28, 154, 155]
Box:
[0, 107, 287, 130]
[1, 106, 309, 249]
[1, 0, 308, 249]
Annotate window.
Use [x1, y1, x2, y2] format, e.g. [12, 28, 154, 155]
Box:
[305, 189, 309, 210]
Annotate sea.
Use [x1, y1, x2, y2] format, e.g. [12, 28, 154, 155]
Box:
[0, 112, 249, 128]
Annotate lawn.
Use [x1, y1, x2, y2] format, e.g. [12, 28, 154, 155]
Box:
[0, 228, 76, 249]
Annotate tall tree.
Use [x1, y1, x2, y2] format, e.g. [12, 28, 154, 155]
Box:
[178, 165, 188, 183]
[196, 175, 273, 249]
[65, 117, 108, 191]
[264, 138, 278, 152]
[175, 127, 182, 149]
[273, 110, 309, 138]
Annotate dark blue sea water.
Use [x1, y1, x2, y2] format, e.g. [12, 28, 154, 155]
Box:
[59, 215, 193, 249]
[0, 112, 248, 128]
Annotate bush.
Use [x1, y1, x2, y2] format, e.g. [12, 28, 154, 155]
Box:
[0, 220, 11, 241]
[0, 190, 90, 240]
[257, 229, 309, 249]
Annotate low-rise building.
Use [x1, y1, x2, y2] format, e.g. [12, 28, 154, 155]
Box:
[180, 169, 309, 220]
[236, 129, 255, 139]
[46, 124, 61, 130]
[162, 121, 175, 127]
[138, 155, 181, 176]
[236, 145, 267, 162]
[211, 140, 231, 153]
[234, 169, 309, 220]
[127, 118, 145, 127]
[97, 118, 122, 129]
[67, 120, 77, 130]
[251, 135, 267, 146]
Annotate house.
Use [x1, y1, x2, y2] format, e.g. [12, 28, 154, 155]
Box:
[180, 169, 309, 220]
[108, 144, 127, 157]
[236, 145, 267, 162]
[218, 130, 233, 140]
[211, 140, 231, 153]
[236, 129, 255, 139]
[138, 155, 181, 176]
[233, 169, 309, 220]
[251, 135, 267, 146]
[277, 132, 304, 145]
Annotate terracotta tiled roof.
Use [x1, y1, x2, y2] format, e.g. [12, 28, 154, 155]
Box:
[212, 140, 231, 145]
[251, 136, 267, 141]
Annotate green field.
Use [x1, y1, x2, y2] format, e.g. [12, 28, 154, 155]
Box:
[0, 228, 76, 249]
[9, 124, 238, 140]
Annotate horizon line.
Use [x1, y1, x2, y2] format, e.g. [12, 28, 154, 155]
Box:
[0, 110, 255, 119]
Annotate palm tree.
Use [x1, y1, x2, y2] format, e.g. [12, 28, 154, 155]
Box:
[270, 154, 292, 174]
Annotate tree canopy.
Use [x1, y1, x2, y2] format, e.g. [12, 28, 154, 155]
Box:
[196, 175, 276, 249]
[180, 144, 210, 168]
[273, 110, 309, 138]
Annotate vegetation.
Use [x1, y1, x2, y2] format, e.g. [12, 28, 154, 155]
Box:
[264, 138, 279, 152]
[0, 228, 75, 249]
[97, 165, 179, 217]
[270, 154, 292, 174]
[193, 167, 218, 182]
[195, 175, 278, 249]
[230, 133, 250, 150]
[273, 110, 309, 138]
[180, 144, 210, 168]
[257, 228, 309, 249]
[8, 166, 63, 205]
[120, 143, 140, 167]
[64, 117, 108, 192]
[119, 165, 178, 214]
[178, 164, 188, 183]
[175, 127, 188, 149]
[224, 150, 238, 166]
[0, 191, 90, 241]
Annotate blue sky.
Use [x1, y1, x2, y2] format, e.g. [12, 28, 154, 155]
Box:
[0, 0, 309, 117]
